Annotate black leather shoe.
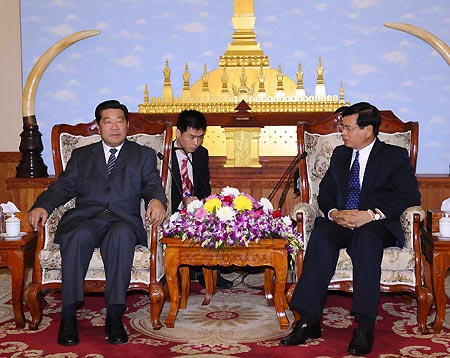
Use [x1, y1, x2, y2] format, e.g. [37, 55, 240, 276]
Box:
[198, 273, 233, 289]
[348, 327, 374, 355]
[57, 316, 79, 346]
[105, 316, 128, 345]
[280, 319, 321, 345]
[216, 274, 233, 289]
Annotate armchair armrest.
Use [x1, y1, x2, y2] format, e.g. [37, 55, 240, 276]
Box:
[400, 206, 425, 250]
[290, 202, 319, 248]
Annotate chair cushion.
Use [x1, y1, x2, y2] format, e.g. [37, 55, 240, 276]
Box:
[333, 246, 414, 283]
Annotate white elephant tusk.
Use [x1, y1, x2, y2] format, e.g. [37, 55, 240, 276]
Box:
[22, 30, 100, 120]
[384, 22, 450, 66]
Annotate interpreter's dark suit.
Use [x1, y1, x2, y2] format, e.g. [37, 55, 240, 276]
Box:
[32, 139, 167, 307]
[290, 138, 421, 324]
[170, 142, 212, 213]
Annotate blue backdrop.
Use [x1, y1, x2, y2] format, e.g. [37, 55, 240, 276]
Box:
[20, 0, 450, 174]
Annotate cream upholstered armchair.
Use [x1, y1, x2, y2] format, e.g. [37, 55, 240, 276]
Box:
[25, 115, 172, 330]
[288, 111, 433, 332]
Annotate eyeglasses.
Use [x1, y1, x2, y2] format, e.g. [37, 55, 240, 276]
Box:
[337, 124, 362, 133]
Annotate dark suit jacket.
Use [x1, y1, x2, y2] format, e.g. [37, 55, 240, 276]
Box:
[32, 140, 167, 246]
[317, 138, 421, 247]
[171, 142, 211, 213]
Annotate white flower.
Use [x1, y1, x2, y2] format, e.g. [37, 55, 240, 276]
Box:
[169, 211, 180, 222]
[187, 199, 203, 213]
[281, 216, 292, 226]
[216, 205, 236, 221]
[258, 197, 273, 213]
[220, 186, 240, 198]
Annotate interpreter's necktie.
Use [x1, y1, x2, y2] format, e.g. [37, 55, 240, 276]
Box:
[345, 151, 360, 210]
[181, 156, 194, 197]
[107, 148, 118, 175]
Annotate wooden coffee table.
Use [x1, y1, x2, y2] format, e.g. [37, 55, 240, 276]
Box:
[420, 227, 450, 333]
[162, 237, 290, 330]
[0, 232, 36, 328]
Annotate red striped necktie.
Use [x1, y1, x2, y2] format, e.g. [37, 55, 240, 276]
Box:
[181, 156, 194, 197]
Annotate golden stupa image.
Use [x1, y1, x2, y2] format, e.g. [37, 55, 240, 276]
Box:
[138, 0, 347, 167]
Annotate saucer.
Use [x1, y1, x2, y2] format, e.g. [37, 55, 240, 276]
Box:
[0, 232, 27, 240]
[433, 232, 450, 240]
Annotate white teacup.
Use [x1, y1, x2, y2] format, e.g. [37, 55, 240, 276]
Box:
[439, 215, 450, 238]
[5, 214, 21, 237]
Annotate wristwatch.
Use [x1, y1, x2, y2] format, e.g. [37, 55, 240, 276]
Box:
[368, 209, 381, 221]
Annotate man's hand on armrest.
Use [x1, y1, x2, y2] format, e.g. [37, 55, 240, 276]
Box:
[145, 199, 166, 226]
[28, 208, 48, 231]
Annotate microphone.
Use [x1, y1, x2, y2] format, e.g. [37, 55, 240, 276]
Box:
[157, 152, 186, 209]
[268, 151, 308, 202]
[174, 146, 210, 198]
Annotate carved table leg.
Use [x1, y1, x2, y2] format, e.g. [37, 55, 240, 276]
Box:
[431, 252, 450, 333]
[202, 267, 216, 305]
[264, 268, 275, 306]
[8, 250, 26, 329]
[273, 251, 289, 330]
[179, 267, 190, 309]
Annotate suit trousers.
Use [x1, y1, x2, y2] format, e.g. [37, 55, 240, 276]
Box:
[290, 217, 396, 325]
[58, 216, 138, 308]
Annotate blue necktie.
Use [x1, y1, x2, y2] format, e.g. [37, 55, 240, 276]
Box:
[107, 148, 117, 175]
[345, 151, 360, 210]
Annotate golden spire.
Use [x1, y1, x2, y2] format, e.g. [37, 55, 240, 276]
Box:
[296, 63, 306, 98]
[296, 63, 304, 90]
[182, 63, 190, 90]
[162, 58, 173, 100]
[201, 64, 209, 94]
[315, 57, 326, 99]
[276, 64, 285, 97]
[144, 84, 149, 104]
[232, 66, 255, 98]
[219, 0, 269, 67]
[340, 81, 345, 102]
[181, 63, 191, 99]
[257, 65, 265, 94]
[221, 66, 229, 94]
[316, 57, 324, 85]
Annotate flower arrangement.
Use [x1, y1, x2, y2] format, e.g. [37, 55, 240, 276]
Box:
[162, 186, 303, 262]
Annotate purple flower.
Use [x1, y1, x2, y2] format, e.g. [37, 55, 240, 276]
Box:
[162, 187, 304, 261]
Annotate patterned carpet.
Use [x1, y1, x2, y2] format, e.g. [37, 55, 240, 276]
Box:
[1, 269, 450, 357]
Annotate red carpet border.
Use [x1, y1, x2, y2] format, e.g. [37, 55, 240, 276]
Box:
[0, 271, 450, 357]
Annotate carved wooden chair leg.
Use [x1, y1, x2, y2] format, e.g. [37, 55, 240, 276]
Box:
[24, 282, 45, 330]
[149, 283, 164, 330]
[416, 285, 434, 334]
[416, 255, 434, 334]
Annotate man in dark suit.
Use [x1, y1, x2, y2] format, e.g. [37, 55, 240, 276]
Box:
[171, 110, 211, 212]
[28, 100, 167, 346]
[171, 109, 232, 288]
[281, 102, 421, 355]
